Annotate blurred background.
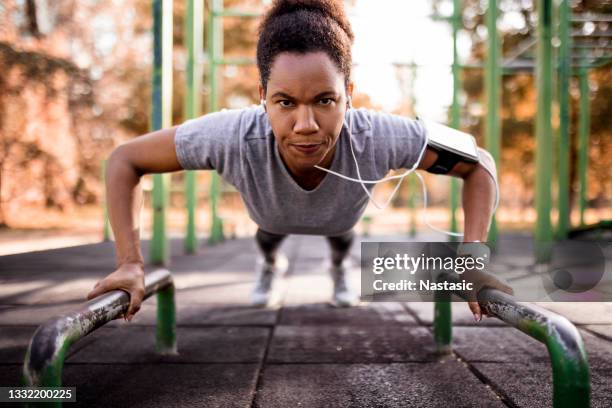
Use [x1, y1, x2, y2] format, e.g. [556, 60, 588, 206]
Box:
[0, 0, 610, 254]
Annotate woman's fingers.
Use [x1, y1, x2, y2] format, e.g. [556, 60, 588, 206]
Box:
[126, 286, 145, 321]
[468, 301, 482, 322]
[87, 279, 111, 300]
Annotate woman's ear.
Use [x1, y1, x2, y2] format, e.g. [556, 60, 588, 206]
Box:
[346, 81, 354, 108]
[258, 84, 266, 111]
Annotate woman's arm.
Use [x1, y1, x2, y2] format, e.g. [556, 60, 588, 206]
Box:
[87, 126, 183, 321]
[418, 146, 512, 320]
[418, 147, 497, 241]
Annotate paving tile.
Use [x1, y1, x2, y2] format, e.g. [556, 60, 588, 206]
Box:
[453, 327, 561, 364]
[453, 327, 612, 370]
[585, 324, 612, 341]
[0, 304, 82, 326]
[67, 326, 269, 364]
[0, 326, 38, 363]
[472, 362, 612, 408]
[0, 365, 24, 387]
[62, 363, 259, 408]
[255, 360, 505, 408]
[107, 303, 277, 327]
[268, 325, 437, 363]
[279, 303, 416, 326]
[535, 302, 612, 325]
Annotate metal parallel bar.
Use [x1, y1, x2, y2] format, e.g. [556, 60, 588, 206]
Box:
[556, 0, 571, 239]
[23, 270, 177, 394]
[577, 62, 590, 226]
[479, 289, 590, 407]
[571, 45, 612, 49]
[502, 37, 537, 66]
[591, 57, 612, 68]
[150, 0, 173, 266]
[207, 0, 224, 244]
[570, 54, 612, 59]
[435, 269, 591, 407]
[213, 57, 256, 66]
[212, 9, 261, 18]
[571, 14, 612, 22]
[535, 0, 553, 263]
[571, 31, 612, 38]
[184, 0, 203, 254]
[485, 0, 500, 247]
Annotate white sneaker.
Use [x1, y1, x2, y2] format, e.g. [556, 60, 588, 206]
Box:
[329, 260, 359, 307]
[251, 254, 289, 307]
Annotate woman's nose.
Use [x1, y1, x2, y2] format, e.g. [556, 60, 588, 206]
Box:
[293, 105, 319, 134]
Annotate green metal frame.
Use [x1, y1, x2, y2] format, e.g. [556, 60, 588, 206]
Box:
[535, 0, 554, 263]
[184, 0, 204, 254]
[205, 2, 262, 244]
[577, 61, 590, 227]
[448, 0, 461, 243]
[22, 270, 176, 403]
[207, 0, 224, 244]
[150, 0, 173, 265]
[556, 0, 571, 239]
[485, 0, 501, 248]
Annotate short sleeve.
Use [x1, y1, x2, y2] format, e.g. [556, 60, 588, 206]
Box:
[369, 111, 427, 171]
[174, 108, 244, 177]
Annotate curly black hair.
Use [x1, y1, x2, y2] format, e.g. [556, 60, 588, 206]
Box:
[256, 0, 355, 94]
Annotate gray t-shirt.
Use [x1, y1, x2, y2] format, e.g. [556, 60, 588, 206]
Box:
[175, 105, 426, 236]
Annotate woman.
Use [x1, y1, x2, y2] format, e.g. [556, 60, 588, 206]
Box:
[87, 0, 511, 320]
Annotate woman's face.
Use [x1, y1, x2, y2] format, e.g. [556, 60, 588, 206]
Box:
[260, 51, 353, 176]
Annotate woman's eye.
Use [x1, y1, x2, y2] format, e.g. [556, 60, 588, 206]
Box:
[319, 98, 334, 106]
[278, 100, 294, 107]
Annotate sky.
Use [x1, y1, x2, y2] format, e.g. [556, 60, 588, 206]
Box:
[350, 0, 462, 122]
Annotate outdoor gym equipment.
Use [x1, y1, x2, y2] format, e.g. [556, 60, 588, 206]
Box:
[22, 269, 176, 394]
[433, 272, 590, 408]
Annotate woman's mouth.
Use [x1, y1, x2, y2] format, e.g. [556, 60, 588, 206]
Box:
[290, 143, 323, 155]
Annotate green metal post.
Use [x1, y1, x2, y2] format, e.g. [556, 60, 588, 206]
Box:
[207, 0, 224, 244]
[535, 0, 553, 263]
[101, 159, 111, 242]
[156, 284, 177, 354]
[556, 0, 571, 238]
[485, 0, 500, 248]
[150, 0, 173, 265]
[432, 0, 463, 357]
[449, 0, 461, 242]
[434, 291, 452, 354]
[184, 0, 203, 254]
[577, 63, 590, 226]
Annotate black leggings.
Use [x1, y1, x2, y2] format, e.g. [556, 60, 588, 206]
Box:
[255, 228, 354, 266]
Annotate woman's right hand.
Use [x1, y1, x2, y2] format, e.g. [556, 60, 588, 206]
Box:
[87, 262, 145, 321]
